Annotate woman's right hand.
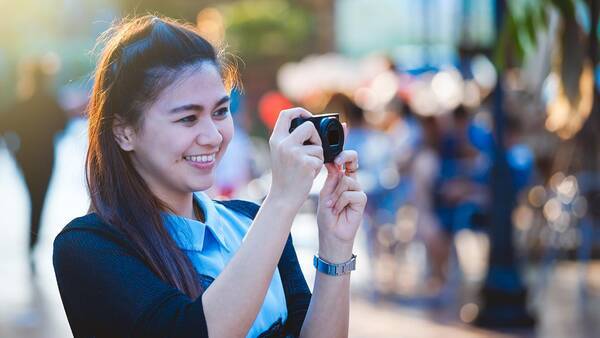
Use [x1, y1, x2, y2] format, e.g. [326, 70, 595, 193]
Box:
[268, 108, 324, 211]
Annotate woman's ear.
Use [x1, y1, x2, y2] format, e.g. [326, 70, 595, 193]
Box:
[113, 118, 136, 152]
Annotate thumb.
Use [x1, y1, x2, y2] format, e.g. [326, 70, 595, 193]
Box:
[320, 163, 340, 198]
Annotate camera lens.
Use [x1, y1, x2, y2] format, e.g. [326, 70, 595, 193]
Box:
[327, 128, 340, 146]
[320, 117, 344, 152]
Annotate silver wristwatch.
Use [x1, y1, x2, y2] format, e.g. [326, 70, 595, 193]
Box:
[313, 254, 357, 276]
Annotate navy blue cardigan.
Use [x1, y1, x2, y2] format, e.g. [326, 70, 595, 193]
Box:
[53, 200, 311, 338]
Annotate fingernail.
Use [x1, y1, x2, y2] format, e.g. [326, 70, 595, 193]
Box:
[326, 199, 333, 207]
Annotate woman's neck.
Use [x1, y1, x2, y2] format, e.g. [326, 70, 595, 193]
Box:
[155, 190, 198, 220]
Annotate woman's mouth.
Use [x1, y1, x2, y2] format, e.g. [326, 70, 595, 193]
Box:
[183, 153, 216, 169]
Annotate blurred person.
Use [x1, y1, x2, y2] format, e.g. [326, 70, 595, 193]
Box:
[407, 115, 449, 293]
[0, 56, 68, 269]
[432, 105, 492, 289]
[386, 98, 451, 295]
[386, 97, 423, 172]
[52, 16, 366, 338]
[436, 105, 492, 235]
[380, 98, 428, 294]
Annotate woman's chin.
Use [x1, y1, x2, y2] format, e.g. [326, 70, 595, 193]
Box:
[188, 178, 214, 193]
[181, 161, 219, 192]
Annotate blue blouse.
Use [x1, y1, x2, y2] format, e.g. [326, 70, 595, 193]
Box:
[162, 192, 288, 337]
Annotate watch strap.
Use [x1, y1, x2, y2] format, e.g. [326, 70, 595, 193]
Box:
[313, 254, 356, 276]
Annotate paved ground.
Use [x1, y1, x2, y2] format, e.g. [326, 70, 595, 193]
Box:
[1, 119, 598, 337]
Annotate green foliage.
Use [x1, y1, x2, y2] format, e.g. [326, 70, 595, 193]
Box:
[220, 0, 313, 61]
[496, 0, 581, 69]
[499, 0, 590, 106]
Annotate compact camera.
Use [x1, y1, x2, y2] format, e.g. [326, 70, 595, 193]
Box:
[289, 113, 344, 163]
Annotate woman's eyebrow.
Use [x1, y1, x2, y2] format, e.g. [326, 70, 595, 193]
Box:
[169, 95, 230, 114]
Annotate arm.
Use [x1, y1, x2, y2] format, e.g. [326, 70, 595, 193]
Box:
[300, 255, 352, 338]
[201, 194, 298, 337]
[202, 108, 324, 337]
[300, 149, 366, 338]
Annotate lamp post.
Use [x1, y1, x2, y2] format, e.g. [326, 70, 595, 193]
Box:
[473, 0, 535, 328]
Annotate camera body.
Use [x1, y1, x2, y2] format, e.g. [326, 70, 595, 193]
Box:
[289, 113, 344, 163]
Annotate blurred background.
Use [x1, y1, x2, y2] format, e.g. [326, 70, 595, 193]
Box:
[1, 0, 599, 337]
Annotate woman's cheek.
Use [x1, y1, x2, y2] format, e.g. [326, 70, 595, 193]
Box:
[220, 119, 234, 152]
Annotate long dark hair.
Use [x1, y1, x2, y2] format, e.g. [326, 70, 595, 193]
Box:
[86, 15, 236, 298]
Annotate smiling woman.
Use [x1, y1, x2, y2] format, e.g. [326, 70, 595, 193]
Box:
[53, 14, 366, 338]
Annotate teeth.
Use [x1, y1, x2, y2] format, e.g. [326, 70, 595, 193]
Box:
[184, 153, 215, 163]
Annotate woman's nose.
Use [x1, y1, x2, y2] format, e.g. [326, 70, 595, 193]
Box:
[195, 119, 223, 147]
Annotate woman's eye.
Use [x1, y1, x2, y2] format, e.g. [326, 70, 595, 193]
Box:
[177, 115, 197, 123]
[213, 108, 230, 118]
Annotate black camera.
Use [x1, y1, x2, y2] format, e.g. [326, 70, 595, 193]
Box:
[289, 113, 344, 163]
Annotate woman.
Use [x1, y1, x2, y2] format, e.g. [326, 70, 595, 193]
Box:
[53, 15, 366, 338]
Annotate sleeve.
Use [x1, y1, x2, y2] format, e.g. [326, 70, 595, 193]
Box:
[53, 229, 209, 338]
[278, 235, 312, 337]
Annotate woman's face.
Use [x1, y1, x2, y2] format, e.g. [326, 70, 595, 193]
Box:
[119, 62, 233, 201]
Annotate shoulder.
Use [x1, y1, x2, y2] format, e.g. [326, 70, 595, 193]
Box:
[57, 213, 122, 242]
[53, 213, 135, 263]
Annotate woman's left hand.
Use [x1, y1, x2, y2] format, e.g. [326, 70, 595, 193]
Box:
[316, 149, 367, 263]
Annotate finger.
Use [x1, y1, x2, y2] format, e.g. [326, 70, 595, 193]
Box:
[302, 145, 324, 162]
[272, 107, 313, 139]
[334, 150, 358, 167]
[320, 163, 342, 204]
[342, 122, 348, 139]
[304, 156, 324, 176]
[333, 191, 367, 215]
[320, 163, 341, 201]
[333, 150, 359, 178]
[331, 175, 361, 203]
[289, 120, 322, 146]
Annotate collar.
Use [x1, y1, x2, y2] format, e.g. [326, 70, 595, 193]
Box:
[163, 192, 230, 252]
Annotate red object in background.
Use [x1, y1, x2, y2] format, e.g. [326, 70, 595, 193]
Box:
[258, 91, 293, 130]
[218, 185, 235, 199]
[397, 73, 414, 103]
